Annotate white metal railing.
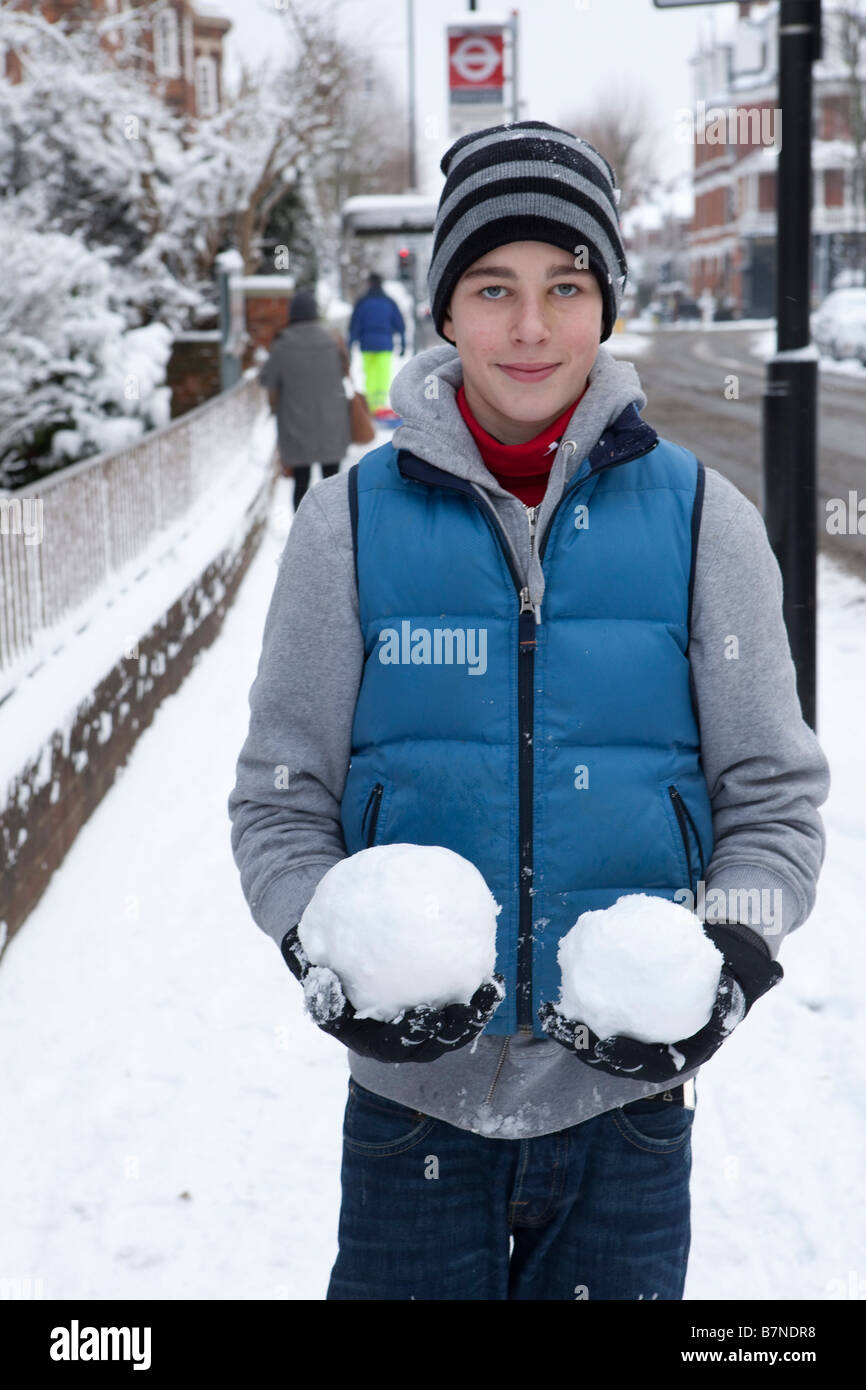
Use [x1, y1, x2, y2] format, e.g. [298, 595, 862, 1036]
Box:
[0, 372, 266, 685]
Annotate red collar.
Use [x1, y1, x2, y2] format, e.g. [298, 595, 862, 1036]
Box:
[456, 383, 587, 506]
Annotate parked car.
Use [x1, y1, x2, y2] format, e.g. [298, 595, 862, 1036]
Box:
[812, 287, 866, 363]
[713, 298, 737, 322]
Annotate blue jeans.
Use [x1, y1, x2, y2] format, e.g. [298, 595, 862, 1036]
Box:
[327, 1077, 695, 1300]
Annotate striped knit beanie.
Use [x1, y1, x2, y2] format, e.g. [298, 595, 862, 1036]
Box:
[427, 121, 628, 344]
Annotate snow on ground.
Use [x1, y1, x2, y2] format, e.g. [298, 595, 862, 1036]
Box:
[606, 331, 651, 358]
[628, 317, 776, 334]
[0, 409, 864, 1300]
[686, 558, 866, 1301]
[0, 463, 350, 1300]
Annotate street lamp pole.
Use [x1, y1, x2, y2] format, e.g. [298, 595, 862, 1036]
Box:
[762, 0, 822, 731]
[331, 136, 351, 300]
[511, 9, 519, 121]
[407, 0, 417, 189]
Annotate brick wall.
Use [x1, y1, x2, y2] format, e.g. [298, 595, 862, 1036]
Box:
[245, 297, 291, 358]
[0, 470, 274, 952]
[165, 294, 293, 418]
[166, 334, 222, 417]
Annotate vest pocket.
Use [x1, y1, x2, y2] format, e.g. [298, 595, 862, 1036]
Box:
[361, 781, 385, 848]
[666, 784, 706, 886]
[341, 768, 393, 855]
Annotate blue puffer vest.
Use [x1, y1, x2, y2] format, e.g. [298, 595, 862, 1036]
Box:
[340, 404, 714, 1037]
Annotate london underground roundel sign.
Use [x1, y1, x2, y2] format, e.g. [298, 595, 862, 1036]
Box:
[448, 32, 504, 91]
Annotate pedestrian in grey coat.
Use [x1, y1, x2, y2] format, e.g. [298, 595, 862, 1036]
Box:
[259, 290, 351, 509]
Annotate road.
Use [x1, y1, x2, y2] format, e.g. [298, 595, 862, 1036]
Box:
[622, 326, 866, 582]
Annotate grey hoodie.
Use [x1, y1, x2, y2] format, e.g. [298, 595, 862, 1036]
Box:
[228, 343, 831, 1139]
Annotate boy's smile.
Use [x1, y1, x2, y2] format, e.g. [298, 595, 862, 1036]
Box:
[442, 241, 604, 445]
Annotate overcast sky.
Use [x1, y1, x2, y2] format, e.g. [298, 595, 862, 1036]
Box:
[211, 0, 744, 191]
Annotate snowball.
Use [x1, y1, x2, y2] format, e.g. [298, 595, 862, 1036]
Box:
[557, 894, 724, 1044]
[298, 844, 501, 1022]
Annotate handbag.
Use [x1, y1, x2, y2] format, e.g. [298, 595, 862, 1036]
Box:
[348, 386, 375, 445]
[273, 446, 292, 479]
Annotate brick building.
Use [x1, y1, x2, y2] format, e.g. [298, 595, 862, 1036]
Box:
[0, 1, 231, 123]
[689, 0, 865, 316]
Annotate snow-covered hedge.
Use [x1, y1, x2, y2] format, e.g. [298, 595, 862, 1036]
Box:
[0, 222, 173, 474]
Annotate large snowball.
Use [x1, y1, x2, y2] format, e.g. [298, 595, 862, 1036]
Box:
[557, 893, 724, 1044]
[298, 844, 501, 1022]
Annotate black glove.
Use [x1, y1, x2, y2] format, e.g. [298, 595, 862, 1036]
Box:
[537, 923, 783, 1084]
[281, 924, 505, 1064]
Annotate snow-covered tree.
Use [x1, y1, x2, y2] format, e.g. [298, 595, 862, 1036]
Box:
[180, 0, 411, 293]
[0, 219, 172, 485]
[559, 89, 661, 215]
[0, 6, 207, 332]
[0, 0, 410, 480]
[0, 6, 203, 481]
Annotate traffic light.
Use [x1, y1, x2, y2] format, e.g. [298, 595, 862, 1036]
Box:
[397, 247, 415, 285]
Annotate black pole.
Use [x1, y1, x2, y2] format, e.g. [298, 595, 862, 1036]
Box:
[762, 0, 821, 732]
[407, 0, 417, 189]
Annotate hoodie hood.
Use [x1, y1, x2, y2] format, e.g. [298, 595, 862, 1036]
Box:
[389, 343, 651, 618]
[391, 343, 646, 494]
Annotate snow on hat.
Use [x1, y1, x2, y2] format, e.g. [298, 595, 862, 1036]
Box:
[427, 120, 628, 344]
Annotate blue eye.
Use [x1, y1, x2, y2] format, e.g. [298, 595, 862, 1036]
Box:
[553, 283, 579, 296]
[480, 286, 508, 299]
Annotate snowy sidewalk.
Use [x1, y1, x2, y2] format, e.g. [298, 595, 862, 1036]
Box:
[0, 456, 864, 1301]
[0, 461, 350, 1301]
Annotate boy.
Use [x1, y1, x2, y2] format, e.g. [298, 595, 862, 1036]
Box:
[228, 123, 830, 1300]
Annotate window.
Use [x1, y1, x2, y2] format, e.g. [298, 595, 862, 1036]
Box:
[195, 55, 218, 118]
[824, 169, 845, 208]
[820, 95, 851, 142]
[758, 171, 776, 212]
[154, 7, 180, 78]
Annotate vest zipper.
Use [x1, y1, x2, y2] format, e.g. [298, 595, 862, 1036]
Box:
[484, 1036, 511, 1105]
[362, 782, 384, 848]
[668, 784, 706, 883]
[514, 504, 540, 1030]
[517, 594, 536, 1031]
[459, 494, 536, 1031]
[522, 504, 540, 623]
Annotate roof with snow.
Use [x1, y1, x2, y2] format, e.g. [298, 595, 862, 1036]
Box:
[233, 276, 295, 294]
[341, 195, 439, 234]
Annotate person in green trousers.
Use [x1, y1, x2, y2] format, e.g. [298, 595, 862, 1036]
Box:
[348, 272, 407, 415]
